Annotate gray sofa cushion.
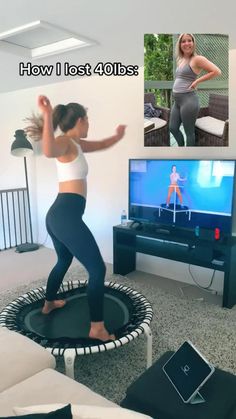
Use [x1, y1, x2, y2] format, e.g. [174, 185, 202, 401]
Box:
[0, 327, 55, 393]
[0, 368, 117, 416]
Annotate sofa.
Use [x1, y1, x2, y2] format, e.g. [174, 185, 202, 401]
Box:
[0, 326, 151, 418]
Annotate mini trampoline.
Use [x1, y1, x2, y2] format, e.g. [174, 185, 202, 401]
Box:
[159, 203, 191, 223]
[0, 280, 153, 378]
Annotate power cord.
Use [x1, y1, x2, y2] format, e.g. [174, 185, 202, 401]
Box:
[188, 264, 216, 291]
[179, 265, 218, 300]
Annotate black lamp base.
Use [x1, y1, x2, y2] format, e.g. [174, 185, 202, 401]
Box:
[15, 243, 39, 253]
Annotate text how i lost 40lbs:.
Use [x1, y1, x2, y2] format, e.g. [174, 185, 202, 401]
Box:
[19, 62, 139, 77]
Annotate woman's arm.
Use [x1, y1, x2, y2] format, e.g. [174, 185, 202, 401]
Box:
[79, 125, 126, 152]
[190, 55, 221, 89]
[177, 173, 187, 181]
[38, 95, 69, 158]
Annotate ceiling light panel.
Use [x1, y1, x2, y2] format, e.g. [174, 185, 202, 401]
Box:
[0, 21, 95, 59]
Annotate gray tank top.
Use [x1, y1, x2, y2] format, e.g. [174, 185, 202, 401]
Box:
[172, 63, 197, 93]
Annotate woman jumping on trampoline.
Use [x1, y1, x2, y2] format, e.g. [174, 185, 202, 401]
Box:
[170, 33, 221, 147]
[26, 95, 126, 342]
[166, 165, 186, 208]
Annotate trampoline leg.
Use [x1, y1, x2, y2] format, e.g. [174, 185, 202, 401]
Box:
[143, 324, 152, 368]
[64, 350, 76, 379]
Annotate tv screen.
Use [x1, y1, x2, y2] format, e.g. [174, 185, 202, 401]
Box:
[129, 159, 235, 234]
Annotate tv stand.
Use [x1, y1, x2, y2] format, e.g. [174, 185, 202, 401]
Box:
[154, 228, 171, 235]
[129, 220, 143, 230]
[113, 224, 236, 308]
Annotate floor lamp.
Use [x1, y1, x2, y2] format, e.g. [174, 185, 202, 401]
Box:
[11, 129, 39, 252]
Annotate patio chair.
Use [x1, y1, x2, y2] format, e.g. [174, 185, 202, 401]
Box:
[144, 93, 170, 146]
[195, 93, 228, 146]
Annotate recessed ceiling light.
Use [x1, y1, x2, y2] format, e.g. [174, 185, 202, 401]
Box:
[0, 21, 96, 59]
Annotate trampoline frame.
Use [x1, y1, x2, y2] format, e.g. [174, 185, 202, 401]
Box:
[0, 279, 153, 379]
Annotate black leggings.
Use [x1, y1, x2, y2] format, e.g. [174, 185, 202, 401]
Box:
[45, 193, 106, 322]
[169, 91, 200, 146]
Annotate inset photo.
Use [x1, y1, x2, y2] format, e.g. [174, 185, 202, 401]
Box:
[144, 33, 228, 147]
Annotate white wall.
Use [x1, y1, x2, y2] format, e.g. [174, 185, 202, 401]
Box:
[0, 51, 236, 293]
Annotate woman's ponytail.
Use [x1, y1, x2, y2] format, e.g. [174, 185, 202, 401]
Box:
[24, 104, 66, 141]
[24, 101, 86, 140]
[24, 113, 44, 141]
[52, 104, 67, 131]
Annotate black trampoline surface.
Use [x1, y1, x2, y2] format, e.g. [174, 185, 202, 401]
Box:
[17, 286, 134, 342]
[0, 281, 153, 351]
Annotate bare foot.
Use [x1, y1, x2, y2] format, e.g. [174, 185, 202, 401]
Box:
[89, 322, 115, 342]
[42, 300, 66, 314]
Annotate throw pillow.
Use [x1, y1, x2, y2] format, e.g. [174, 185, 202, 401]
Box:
[5, 404, 72, 418]
[14, 403, 152, 418]
[144, 103, 162, 118]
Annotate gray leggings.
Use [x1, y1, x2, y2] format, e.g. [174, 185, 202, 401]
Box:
[170, 91, 200, 146]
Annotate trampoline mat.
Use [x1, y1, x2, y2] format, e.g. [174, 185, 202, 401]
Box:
[16, 286, 136, 343]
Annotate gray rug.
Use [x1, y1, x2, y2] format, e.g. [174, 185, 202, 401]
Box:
[0, 266, 236, 404]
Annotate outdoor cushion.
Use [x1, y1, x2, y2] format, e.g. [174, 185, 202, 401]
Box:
[195, 116, 225, 137]
[144, 119, 155, 132]
[148, 117, 167, 130]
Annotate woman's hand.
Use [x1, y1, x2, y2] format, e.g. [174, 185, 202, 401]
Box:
[38, 95, 53, 115]
[189, 80, 198, 90]
[115, 125, 126, 141]
[190, 55, 221, 87]
[79, 124, 127, 152]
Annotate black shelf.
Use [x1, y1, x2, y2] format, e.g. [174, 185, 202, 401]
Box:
[113, 224, 236, 308]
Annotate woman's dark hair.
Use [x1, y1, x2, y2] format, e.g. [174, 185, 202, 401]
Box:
[53, 103, 87, 132]
[24, 102, 87, 141]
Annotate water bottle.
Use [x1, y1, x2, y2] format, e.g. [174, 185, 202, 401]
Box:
[121, 210, 127, 226]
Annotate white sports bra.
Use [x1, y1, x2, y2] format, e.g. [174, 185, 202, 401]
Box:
[55, 140, 88, 182]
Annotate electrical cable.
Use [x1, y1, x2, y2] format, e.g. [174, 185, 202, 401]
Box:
[187, 264, 216, 292]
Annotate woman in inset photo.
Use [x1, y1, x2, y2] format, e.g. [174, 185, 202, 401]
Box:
[170, 33, 221, 147]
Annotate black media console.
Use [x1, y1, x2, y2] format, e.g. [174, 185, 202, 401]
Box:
[113, 224, 236, 308]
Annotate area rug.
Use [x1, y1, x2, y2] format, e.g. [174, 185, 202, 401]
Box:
[0, 266, 235, 404]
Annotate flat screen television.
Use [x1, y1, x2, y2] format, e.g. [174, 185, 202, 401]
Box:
[129, 159, 236, 235]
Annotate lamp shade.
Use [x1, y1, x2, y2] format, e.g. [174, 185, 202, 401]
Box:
[11, 129, 33, 157]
